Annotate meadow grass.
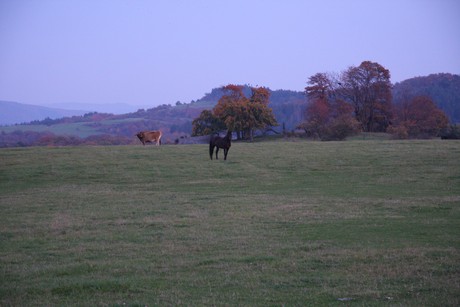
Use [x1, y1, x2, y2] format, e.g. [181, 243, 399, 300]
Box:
[1, 118, 154, 139]
[0, 139, 459, 306]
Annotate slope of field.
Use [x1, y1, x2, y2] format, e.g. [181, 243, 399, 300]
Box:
[1, 140, 459, 305]
[0, 118, 145, 139]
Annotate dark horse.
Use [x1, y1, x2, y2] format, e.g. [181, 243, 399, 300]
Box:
[209, 130, 232, 160]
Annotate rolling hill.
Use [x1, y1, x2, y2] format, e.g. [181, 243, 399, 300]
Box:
[0, 87, 306, 146]
[0, 101, 88, 126]
[393, 73, 460, 124]
[1, 74, 459, 147]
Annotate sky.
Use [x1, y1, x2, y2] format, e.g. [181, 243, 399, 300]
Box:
[0, 0, 459, 109]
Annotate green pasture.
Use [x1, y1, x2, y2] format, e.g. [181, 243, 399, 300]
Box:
[1, 140, 459, 305]
[0, 117, 144, 138]
[0, 122, 97, 138]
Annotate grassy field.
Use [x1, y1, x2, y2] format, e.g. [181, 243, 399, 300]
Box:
[0, 139, 459, 306]
[0, 117, 145, 138]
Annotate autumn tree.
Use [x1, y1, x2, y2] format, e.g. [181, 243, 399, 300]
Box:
[298, 73, 331, 139]
[305, 72, 335, 101]
[192, 84, 278, 141]
[389, 95, 449, 138]
[299, 73, 359, 140]
[213, 85, 246, 136]
[339, 61, 393, 132]
[298, 98, 330, 139]
[393, 73, 460, 124]
[245, 87, 278, 140]
[192, 109, 226, 136]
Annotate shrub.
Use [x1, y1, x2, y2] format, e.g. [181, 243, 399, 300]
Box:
[388, 125, 409, 139]
[440, 125, 460, 139]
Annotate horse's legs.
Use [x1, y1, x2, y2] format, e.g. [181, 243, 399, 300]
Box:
[224, 148, 230, 160]
[209, 144, 214, 160]
[215, 147, 219, 159]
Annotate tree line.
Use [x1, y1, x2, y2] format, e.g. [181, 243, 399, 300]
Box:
[192, 61, 454, 141]
[1, 61, 458, 147]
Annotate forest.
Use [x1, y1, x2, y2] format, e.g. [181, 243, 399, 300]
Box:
[0, 63, 459, 147]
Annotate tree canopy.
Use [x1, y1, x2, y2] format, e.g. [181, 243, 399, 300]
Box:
[192, 85, 278, 140]
[389, 95, 449, 138]
[299, 61, 450, 140]
[299, 73, 359, 140]
[339, 61, 393, 132]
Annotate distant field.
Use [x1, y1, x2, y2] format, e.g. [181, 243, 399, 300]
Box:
[0, 122, 101, 138]
[0, 118, 145, 138]
[1, 140, 459, 305]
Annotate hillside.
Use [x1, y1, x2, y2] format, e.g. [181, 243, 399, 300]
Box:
[48, 102, 148, 115]
[0, 101, 88, 126]
[393, 73, 460, 123]
[0, 87, 306, 146]
[1, 74, 459, 147]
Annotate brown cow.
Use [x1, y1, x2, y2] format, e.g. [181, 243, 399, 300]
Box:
[136, 130, 162, 146]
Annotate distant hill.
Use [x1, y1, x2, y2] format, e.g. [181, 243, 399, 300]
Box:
[48, 102, 148, 115]
[0, 101, 150, 126]
[0, 87, 306, 146]
[0, 101, 88, 126]
[1, 74, 459, 147]
[392, 73, 460, 123]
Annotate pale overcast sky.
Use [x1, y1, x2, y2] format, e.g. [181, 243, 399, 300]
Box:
[0, 0, 459, 108]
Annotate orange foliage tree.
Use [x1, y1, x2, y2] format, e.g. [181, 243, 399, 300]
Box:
[191, 109, 226, 136]
[192, 85, 278, 141]
[245, 87, 278, 140]
[389, 95, 449, 138]
[299, 73, 359, 140]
